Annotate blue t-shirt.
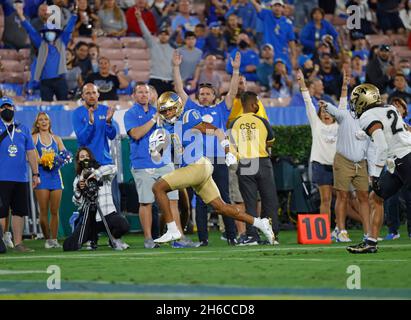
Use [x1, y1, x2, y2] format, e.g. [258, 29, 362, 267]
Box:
[72, 104, 117, 165]
[41, 45, 60, 80]
[195, 37, 206, 51]
[171, 15, 200, 32]
[258, 10, 295, 70]
[352, 49, 369, 61]
[225, 3, 257, 31]
[163, 109, 203, 167]
[124, 103, 171, 169]
[226, 48, 260, 81]
[0, 122, 34, 182]
[185, 98, 230, 158]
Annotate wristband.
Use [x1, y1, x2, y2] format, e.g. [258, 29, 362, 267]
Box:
[32, 173, 40, 177]
[151, 118, 156, 124]
[220, 139, 230, 149]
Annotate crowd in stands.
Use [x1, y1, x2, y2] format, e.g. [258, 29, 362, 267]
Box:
[0, 0, 410, 112]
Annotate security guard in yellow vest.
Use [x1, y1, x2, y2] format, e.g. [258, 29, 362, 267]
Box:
[226, 76, 269, 240]
[229, 91, 279, 245]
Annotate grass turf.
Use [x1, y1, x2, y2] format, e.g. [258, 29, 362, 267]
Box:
[1, 227, 411, 299]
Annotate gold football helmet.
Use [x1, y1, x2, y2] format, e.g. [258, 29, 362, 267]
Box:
[350, 83, 381, 118]
[157, 91, 184, 124]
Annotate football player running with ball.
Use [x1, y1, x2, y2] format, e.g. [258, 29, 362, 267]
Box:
[348, 84, 411, 254]
[149, 91, 276, 245]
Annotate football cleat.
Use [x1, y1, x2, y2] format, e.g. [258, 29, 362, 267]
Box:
[153, 230, 182, 243]
[346, 242, 378, 254]
[258, 218, 276, 245]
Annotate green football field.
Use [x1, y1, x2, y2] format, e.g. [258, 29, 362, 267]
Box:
[1, 227, 411, 300]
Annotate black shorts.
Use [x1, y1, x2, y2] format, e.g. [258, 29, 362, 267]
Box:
[375, 152, 411, 200]
[311, 161, 334, 186]
[0, 181, 30, 218]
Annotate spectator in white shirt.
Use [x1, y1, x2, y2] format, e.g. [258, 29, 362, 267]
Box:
[297, 69, 338, 223]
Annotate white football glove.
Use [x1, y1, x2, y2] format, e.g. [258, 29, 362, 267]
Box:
[355, 130, 368, 141]
[149, 133, 166, 154]
[386, 158, 396, 174]
[225, 152, 237, 167]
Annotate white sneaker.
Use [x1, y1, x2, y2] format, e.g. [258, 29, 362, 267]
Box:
[336, 230, 352, 243]
[51, 239, 62, 248]
[154, 230, 182, 243]
[116, 238, 130, 249]
[109, 239, 124, 251]
[257, 218, 275, 245]
[84, 241, 93, 250]
[44, 239, 54, 249]
[3, 232, 14, 248]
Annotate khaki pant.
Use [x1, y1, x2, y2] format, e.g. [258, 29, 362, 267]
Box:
[333, 152, 368, 192]
[162, 157, 221, 204]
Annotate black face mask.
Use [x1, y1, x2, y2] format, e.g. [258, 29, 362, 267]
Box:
[303, 67, 314, 75]
[238, 40, 248, 50]
[1, 108, 14, 122]
[79, 159, 99, 171]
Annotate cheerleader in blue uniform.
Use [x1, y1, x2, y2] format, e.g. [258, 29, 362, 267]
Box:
[32, 112, 66, 249]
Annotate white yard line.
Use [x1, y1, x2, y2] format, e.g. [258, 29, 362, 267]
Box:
[1, 243, 411, 261]
[0, 270, 47, 275]
[117, 257, 409, 263]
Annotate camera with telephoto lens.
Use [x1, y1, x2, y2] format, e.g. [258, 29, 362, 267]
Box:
[79, 159, 102, 202]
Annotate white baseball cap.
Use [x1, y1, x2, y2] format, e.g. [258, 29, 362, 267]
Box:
[271, 0, 284, 6]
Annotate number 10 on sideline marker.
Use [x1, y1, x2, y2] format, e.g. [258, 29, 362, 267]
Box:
[297, 214, 332, 244]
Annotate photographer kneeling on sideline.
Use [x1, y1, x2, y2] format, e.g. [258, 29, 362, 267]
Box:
[63, 147, 130, 251]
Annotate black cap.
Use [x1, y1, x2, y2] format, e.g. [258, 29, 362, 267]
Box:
[379, 44, 391, 52]
[184, 31, 196, 39]
[159, 27, 170, 35]
[351, 31, 365, 40]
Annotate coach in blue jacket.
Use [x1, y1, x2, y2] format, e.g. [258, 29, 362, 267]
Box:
[16, 3, 77, 101]
[72, 83, 119, 210]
